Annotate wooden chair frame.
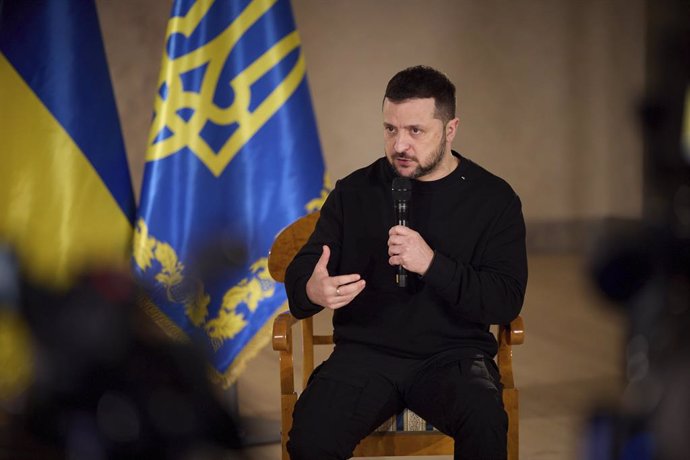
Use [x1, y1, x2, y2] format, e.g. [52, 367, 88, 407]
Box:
[268, 212, 524, 459]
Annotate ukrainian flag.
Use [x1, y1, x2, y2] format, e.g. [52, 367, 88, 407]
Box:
[134, 0, 327, 386]
[0, 1, 135, 289]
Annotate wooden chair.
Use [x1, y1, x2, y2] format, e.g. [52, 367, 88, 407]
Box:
[268, 212, 524, 459]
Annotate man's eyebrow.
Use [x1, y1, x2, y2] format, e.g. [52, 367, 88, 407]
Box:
[383, 122, 425, 129]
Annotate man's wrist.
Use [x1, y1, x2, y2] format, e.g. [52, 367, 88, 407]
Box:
[420, 250, 436, 278]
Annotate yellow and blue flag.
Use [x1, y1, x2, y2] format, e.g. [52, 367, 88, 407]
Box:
[0, 1, 135, 289]
[134, 0, 327, 386]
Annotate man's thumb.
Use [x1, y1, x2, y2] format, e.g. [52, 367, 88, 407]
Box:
[315, 245, 330, 272]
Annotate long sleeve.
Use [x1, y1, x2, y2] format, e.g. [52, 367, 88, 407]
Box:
[423, 193, 527, 325]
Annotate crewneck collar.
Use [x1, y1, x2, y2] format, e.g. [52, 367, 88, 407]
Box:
[382, 151, 470, 194]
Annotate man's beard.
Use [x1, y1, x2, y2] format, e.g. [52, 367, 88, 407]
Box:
[390, 132, 447, 179]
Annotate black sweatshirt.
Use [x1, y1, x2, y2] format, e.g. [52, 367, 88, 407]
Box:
[285, 152, 527, 359]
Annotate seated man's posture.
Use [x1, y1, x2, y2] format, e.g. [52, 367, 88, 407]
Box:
[285, 65, 528, 460]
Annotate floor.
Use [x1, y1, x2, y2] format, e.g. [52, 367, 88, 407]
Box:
[233, 253, 627, 459]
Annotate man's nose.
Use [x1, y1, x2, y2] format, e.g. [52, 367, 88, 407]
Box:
[394, 132, 410, 153]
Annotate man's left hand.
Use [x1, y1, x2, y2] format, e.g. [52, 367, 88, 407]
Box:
[387, 225, 434, 276]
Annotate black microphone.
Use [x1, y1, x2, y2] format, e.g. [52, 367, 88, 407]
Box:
[392, 177, 411, 287]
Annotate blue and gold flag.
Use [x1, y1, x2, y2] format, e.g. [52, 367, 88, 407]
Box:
[134, 0, 327, 386]
[0, 1, 135, 289]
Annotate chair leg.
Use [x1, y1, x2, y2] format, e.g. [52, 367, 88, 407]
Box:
[504, 388, 519, 460]
[281, 393, 297, 460]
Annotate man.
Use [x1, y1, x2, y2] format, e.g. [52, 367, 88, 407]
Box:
[285, 65, 527, 460]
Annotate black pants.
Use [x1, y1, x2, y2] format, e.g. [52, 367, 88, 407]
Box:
[287, 344, 508, 460]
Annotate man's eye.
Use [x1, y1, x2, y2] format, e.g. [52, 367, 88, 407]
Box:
[385, 127, 396, 134]
[411, 128, 422, 134]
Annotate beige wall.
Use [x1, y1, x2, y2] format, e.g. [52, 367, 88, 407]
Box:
[98, 0, 645, 225]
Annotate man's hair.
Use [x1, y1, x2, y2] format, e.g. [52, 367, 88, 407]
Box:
[384, 65, 456, 124]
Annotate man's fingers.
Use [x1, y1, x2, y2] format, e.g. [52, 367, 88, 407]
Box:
[332, 273, 361, 287]
[327, 279, 366, 310]
[330, 298, 355, 309]
[388, 244, 404, 256]
[388, 225, 410, 236]
[389, 255, 402, 267]
[387, 235, 402, 247]
[333, 279, 366, 297]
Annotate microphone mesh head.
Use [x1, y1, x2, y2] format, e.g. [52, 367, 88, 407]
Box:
[392, 177, 412, 201]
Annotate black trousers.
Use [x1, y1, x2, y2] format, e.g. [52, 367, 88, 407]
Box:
[287, 344, 508, 460]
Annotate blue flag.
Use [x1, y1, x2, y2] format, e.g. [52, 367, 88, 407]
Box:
[134, 0, 328, 386]
[0, 1, 135, 289]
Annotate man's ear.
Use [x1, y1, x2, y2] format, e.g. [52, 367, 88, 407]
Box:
[445, 118, 460, 142]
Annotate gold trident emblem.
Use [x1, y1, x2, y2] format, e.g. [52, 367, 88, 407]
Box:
[146, 0, 306, 177]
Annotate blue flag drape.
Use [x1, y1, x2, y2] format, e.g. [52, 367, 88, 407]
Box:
[0, 0, 135, 289]
[134, 0, 327, 386]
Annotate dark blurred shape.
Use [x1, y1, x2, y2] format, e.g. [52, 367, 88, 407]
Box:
[167, 235, 248, 307]
[0, 244, 19, 308]
[2, 269, 242, 460]
[0, 245, 34, 423]
[586, 1, 690, 459]
[591, 227, 656, 303]
[583, 409, 655, 460]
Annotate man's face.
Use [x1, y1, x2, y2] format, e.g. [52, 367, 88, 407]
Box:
[383, 97, 456, 181]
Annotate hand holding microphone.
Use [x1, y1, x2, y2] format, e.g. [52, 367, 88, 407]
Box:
[389, 178, 434, 286]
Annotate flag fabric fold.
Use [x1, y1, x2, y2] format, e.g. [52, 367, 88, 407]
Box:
[134, 0, 327, 386]
[0, 0, 135, 289]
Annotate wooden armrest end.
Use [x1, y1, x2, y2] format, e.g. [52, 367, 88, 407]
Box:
[508, 315, 524, 346]
[272, 311, 300, 351]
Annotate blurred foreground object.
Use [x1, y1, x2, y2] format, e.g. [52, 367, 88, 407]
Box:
[586, 1, 690, 459]
[2, 270, 242, 460]
[0, 246, 33, 411]
[0, 310, 33, 407]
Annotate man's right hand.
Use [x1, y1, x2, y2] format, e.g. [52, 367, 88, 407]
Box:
[305, 245, 366, 310]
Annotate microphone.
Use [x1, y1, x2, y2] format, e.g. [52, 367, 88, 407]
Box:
[392, 177, 411, 287]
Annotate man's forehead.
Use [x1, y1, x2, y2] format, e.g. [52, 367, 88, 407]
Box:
[383, 97, 439, 124]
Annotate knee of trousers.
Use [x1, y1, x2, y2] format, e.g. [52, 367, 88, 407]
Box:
[449, 390, 508, 438]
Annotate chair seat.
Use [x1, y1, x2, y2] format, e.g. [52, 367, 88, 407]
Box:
[376, 409, 437, 432]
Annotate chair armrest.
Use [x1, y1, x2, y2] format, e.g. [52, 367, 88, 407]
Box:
[497, 315, 525, 389]
[272, 311, 299, 352]
[508, 316, 524, 346]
